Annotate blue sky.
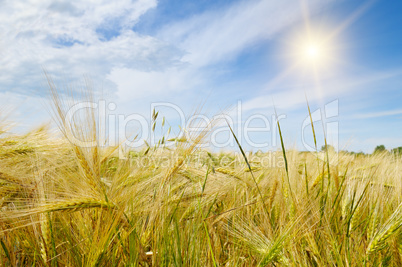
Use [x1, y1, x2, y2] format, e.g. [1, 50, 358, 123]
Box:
[0, 0, 402, 153]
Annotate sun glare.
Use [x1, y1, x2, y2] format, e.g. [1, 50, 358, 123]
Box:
[302, 41, 324, 65]
[295, 37, 332, 68]
[305, 44, 320, 59]
[284, 26, 337, 71]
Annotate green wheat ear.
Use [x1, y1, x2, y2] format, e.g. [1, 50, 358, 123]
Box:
[366, 203, 402, 258]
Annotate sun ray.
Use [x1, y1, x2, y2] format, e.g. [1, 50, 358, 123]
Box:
[289, 0, 376, 109]
[326, 0, 376, 42]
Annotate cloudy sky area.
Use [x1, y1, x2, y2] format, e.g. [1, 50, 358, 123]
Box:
[1, 0, 402, 153]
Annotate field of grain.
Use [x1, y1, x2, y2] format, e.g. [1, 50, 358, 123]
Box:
[1, 93, 401, 266]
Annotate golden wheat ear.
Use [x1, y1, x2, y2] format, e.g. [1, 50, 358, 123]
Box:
[45, 73, 106, 198]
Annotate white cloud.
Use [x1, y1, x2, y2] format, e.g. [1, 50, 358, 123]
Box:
[0, 0, 336, 107]
[107, 66, 202, 100]
[0, 0, 156, 43]
[0, 0, 163, 94]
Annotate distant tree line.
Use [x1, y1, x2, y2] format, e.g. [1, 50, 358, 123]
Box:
[317, 144, 402, 156]
[373, 145, 402, 155]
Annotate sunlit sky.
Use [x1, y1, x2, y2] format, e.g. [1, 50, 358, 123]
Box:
[1, 0, 402, 153]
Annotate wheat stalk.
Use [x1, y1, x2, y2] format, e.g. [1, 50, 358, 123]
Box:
[366, 202, 402, 258]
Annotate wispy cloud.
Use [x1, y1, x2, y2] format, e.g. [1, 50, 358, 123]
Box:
[353, 108, 402, 119]
[158, 0, 318, 67]
[0, 91, 47, 128]
[161, 0, 344, 68]
[241, 67, 402, 112]
[108, 0, 336, 101]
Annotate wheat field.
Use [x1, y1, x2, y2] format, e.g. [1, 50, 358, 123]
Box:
[0, 89, 401, 266]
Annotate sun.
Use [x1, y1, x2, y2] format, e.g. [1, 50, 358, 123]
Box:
[301, 41, 324, 65]
[284, 27, 338, 71]
[305, 44, 320, 59]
